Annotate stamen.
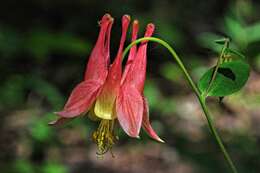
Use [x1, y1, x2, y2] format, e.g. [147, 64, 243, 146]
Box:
[92, 119, 118, 158]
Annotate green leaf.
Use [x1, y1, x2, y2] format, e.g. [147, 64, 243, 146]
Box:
[224, 17, 247, 49]
[198, 60, 250, 97]
[226, 48, 245, 59]
[245, 22, 260, 43]
[197, 33, 223, 53]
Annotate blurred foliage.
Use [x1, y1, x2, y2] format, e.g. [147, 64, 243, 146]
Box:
[0, 0, 260, 173]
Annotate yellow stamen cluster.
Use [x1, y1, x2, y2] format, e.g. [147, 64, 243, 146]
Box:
[92, 119, 118, 158]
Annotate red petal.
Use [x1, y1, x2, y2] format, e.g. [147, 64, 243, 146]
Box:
[107, 15, 130, 73]
[142, 97, 164, 142]
[114, 15, 131, 60]
[56, 80, 102, 118]
[84, 14, 113, 82]
[116, 86, 143, 138]
[107, 14, 130, 81]
[122, 23, 155, 92]
[94, 15, 130, 119]
[104, 18, 113, 66]
[121, 20, 139, 83]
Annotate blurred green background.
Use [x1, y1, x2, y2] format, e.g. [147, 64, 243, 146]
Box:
[0, 0, 260, 173]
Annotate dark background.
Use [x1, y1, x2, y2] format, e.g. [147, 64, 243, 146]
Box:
[1, 0, 260, 173]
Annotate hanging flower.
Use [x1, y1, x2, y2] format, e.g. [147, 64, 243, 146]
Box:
[50, 14, 163, 156]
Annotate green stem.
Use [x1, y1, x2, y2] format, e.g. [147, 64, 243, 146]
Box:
[123, 37, 201, 98]
[199, 97, 238, 173]
[204, 38, 230, 97]
[122, 37, 238, 173]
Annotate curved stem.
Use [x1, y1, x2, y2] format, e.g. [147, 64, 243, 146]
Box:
[123, 37, 201, 98]
[122, 37, 238, 173]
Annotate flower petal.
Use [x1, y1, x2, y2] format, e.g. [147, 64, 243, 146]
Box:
[142, 97, 164, 143]
[116, 86, 143, 138]
[94, 15, 130, 120]
[121, 20, 139, 83]
[84, 14, 113, 82]
[122, 23, 155, 92]
[104, 16, 113, 66]
[56, 80, 102, 118]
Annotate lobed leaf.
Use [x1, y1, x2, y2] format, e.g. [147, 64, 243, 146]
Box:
[198, 60, 250, 97]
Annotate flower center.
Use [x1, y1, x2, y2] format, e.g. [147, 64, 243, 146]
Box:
[92, 119, 118, 158]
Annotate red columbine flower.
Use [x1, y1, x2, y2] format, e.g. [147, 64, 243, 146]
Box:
[50, 14, 163, 156]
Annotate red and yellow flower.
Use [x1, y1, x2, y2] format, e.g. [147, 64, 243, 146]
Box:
[50, 14, 164, 156]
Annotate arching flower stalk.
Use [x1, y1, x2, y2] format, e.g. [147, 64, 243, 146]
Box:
[50, 14, 163, 157]
[50, 13, 242, 173]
